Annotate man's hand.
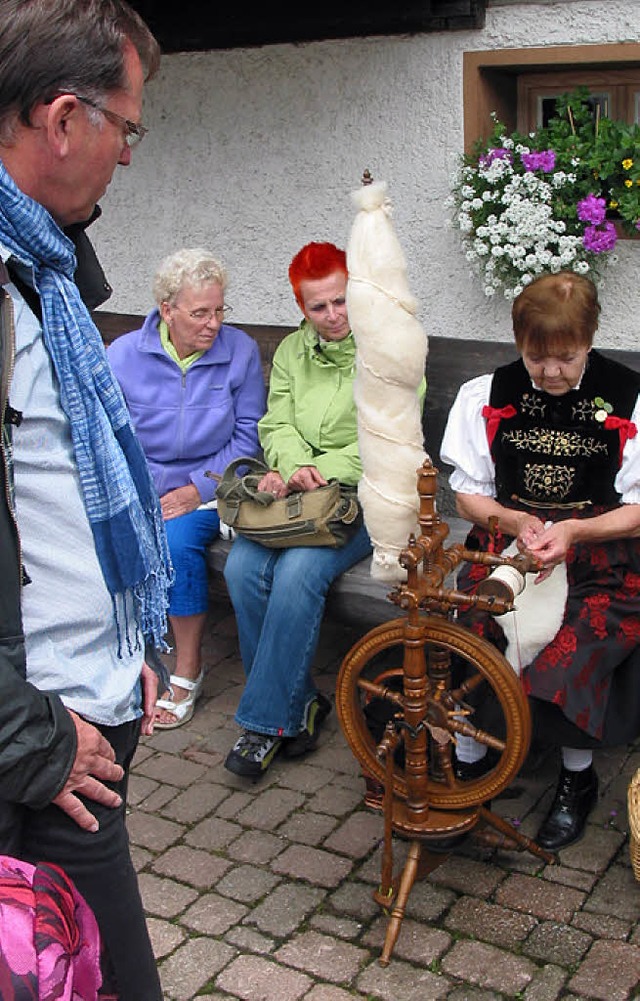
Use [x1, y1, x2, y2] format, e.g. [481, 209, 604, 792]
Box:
[52, 711, 124, 833]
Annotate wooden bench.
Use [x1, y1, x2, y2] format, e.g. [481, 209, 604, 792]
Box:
[94, 309, 640, 628]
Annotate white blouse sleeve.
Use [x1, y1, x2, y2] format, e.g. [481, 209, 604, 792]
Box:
[615, 394, 640, 504]
[439, 374, 496, 497]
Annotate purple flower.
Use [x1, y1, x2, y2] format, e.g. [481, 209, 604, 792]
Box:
[582, 221, 617, 253]
[577, 193, 607, 225]
[636, 219, 640, 232]
[479, 147, 512, 168]
[521, 149, 556, 172]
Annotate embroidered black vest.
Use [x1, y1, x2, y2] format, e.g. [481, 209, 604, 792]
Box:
[489, 350, 639, 508]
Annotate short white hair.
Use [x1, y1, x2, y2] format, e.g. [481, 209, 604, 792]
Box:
[153, 248, 227, 305]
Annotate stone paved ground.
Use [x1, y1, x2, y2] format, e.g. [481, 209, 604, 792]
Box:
[130, 599, 640, 1001]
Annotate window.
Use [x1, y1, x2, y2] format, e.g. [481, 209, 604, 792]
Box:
[519, 68, 640, 130]
[463, 43, 640, 152]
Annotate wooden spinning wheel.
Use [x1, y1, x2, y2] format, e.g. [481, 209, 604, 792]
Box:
[335, 458, 556, 966]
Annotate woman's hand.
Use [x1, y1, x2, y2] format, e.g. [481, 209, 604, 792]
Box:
[258, 470, 288, 498]
[522, 520, 576, 583]
[287, 466, 328, 492]
[161, 484, 201, 520]
[514, 513, 546, 551]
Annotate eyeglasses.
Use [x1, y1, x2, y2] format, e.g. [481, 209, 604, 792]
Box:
[174, 304, 233, 323]
[74, 94, 148, 148]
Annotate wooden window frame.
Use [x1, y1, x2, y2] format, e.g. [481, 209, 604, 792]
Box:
[463, 43, 640, 153]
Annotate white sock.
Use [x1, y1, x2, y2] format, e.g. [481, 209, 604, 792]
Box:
[455, 733, 487, 764]
[562, 747, 593, 772]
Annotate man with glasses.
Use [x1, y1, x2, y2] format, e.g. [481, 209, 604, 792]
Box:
[0, 2, 169, 999]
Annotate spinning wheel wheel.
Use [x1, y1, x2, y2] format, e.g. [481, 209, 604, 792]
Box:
[335, 459, 556, 966]
[337, 615, 530, 814]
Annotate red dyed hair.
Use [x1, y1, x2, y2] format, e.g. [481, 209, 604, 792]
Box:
[288, 242, 347, 311]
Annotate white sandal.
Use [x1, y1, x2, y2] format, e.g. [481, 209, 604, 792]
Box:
[154, 672, 204, 730]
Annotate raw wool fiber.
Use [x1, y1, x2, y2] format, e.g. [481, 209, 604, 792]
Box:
[497, 539, 568, 673]
[347, 178, 428, 580]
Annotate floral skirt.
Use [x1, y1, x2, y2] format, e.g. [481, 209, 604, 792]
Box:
[456, 508, 640, 742]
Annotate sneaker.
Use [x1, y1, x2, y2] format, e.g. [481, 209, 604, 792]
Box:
[283, 693, 332, 758]
[224, 730, 284, 778]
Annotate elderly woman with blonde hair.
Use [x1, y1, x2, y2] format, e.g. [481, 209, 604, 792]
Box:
[109, 248, 266, 727]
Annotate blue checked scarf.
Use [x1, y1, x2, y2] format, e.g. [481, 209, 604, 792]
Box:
[0, 161, 172, 650]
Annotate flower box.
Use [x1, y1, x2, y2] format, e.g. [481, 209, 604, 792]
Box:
[448, 88, 640, 298]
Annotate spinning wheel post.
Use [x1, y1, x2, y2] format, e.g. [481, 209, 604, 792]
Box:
[336, 458, 555, 966]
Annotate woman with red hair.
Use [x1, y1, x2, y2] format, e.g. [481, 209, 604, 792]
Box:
[223, 242, 372, 778]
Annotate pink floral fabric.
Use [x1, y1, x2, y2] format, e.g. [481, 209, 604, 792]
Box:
[0, 856, 101, 1000]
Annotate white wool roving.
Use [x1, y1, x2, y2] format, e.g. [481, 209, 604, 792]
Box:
[495, 540, 569, 674]
[347, 179, 428, 580]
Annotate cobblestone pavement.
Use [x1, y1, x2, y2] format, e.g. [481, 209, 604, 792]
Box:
[130, 600, 640, 1001]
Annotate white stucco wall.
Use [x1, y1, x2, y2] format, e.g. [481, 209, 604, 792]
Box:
[91, 0, 640, 351]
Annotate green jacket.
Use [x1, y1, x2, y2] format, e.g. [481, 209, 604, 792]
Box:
[259, 321, 361, 486]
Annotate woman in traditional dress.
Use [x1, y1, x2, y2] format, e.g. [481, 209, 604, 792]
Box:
[440, 271, 640, 851]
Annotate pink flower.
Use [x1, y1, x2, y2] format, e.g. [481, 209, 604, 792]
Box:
[521, 149, 556, 172]
[479, 147, 512, 168]
[577, 193, 607, 225]
[582, 221, 617, 253]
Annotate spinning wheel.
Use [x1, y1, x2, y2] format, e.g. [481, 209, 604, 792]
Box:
[335, 458, 556, 965]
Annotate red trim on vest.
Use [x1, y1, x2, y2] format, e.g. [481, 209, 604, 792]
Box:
[482, 403, 517, 450]
[603, 415, 637, 465]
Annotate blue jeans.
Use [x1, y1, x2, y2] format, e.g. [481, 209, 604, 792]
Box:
[223, 522, 372, 736]
[165, 507, 220, 617]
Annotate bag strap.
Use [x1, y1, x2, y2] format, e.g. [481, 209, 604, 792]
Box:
[335, 490, 360, 525]
[211, 457, 275, 521]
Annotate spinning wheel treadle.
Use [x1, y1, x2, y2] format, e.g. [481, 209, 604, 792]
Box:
[335, 458, 556, 967]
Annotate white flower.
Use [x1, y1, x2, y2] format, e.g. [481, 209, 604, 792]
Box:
[448, 117, 620, 300]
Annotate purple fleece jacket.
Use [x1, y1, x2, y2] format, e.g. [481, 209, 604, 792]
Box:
[107, 309, 266, 503]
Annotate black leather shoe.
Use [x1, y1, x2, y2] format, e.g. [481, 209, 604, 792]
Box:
[535, 765, 599, 852]
[454, 748, 499, 781]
